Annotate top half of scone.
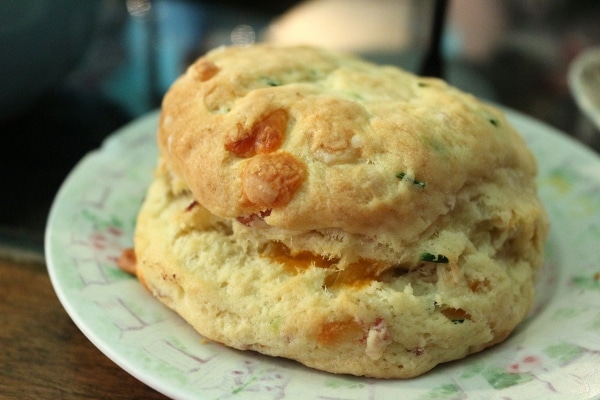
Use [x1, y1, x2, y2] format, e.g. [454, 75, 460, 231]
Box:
[157, 44, 548, 274]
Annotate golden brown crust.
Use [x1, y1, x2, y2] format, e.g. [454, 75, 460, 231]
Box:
[158, 44, 542, 266]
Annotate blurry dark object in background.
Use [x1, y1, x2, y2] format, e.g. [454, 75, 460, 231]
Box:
[0, 88, 129, 254]
[478, 0, 600, 135]
[0, 0, 122, 255]
[194, 0, 301, 16]
[0, 0, 103, 121]
[419, 0, 449, 78]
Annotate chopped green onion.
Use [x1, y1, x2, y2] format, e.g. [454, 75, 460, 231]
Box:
[396, 172, 427, 189]
[262, 77, 281, 87]
[420, 252, 449, 263]
[488, 118, 499, 127]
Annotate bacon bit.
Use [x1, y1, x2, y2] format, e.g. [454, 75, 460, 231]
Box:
[468, 278, 491, 293]
[117, 248, 137, 275]
[236, 215, 254, 226]
[193, 59, 220, 81]
[225, 109, 288, 157]
[413, 347, 425, 356]
[185, 200, 198, 212]
[236, 209, 271, 226]
[365, 317, 391, 360]
[242, 152, 306, 208]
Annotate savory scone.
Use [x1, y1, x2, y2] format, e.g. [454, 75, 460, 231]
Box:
[132, 44, 549, 378]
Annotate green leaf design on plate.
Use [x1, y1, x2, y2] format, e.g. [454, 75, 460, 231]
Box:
[105, 265, 129, 280]
[482, 367, 533, 389]
[552, 307, 585, 319]
[462, 365, 532, 390]
[421, 383, 461, 399]
[542, 343, 583, 364]
[324, 376, 364, 390]
[571, 275, 600, 290]
[82, 208, 125, 231]
[230, 375, 260, 395]
[591, 314, 600, 330]
[545, 167, 577, 194]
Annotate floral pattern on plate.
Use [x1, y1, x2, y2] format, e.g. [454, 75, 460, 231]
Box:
[46, 108, 600, 400]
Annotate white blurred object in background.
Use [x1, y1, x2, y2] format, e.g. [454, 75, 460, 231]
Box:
[568, 47, 600, 147]
[265, 0, 507, 63]
[266, 0, 416, 53]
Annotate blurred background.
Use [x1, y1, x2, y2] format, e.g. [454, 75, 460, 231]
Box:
[1, 0, 599, 258]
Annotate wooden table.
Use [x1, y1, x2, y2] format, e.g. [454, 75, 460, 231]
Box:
[0, 254, 169, 399]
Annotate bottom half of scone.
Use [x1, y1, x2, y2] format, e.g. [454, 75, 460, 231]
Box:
[133, 170, 544, 379]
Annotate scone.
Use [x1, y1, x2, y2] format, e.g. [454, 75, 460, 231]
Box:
[132, 44, 549, 379]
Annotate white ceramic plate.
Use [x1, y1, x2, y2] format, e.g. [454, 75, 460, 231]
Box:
[46, 108, 600, 400]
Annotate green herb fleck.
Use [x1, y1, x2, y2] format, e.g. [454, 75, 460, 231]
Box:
[489, 118, 499, 127]
[420, 252, 449, 263]
[396, 172, 427, 189]
[418, 82, 430, 87]
[262, 77, 281, 87]
[346, 91, 363, 100]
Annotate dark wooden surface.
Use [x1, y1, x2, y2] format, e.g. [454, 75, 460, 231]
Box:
[0, 255, 169, 400]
